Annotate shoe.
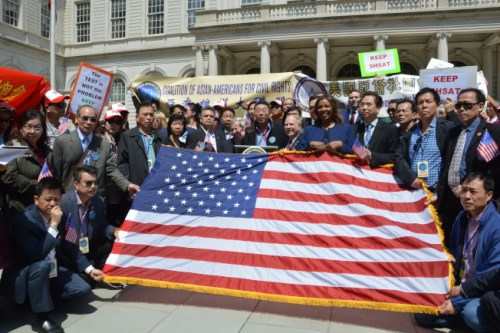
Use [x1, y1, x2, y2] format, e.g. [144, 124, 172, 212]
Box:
[31, 314, 64, 333]
[97, 281, 127, 290]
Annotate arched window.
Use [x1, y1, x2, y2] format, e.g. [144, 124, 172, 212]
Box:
[399, 62, 418, 75]
[450, 60, 467, 67]
[246, 67, 260, 74]
[110, 78, 126, 104]
[292, 65, 316, 78]
[337, 64, 361, 79]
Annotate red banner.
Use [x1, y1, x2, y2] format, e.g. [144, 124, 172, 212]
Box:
[0, 67, 51, 119]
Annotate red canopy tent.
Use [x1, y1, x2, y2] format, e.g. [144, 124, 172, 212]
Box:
[0, 67, 51, 119]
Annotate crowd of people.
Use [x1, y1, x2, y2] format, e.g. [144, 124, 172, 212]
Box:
[0, 85, 499, 333]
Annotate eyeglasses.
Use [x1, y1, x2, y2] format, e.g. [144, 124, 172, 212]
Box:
[0, 118, 11, 123]
[23, 125, 43, 132]
[79, 116, 97, 123]
[81, 180, 98, 187]
[455, 102, 479, 110]
[387, 108, 397, 113]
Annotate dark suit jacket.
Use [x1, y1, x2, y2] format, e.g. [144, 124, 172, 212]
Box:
[117, 127, 163, 186]
[4, 205, 83, 304]
[436, 120, 500, 242]
[241, 122, 288, 149]
[353, 121, 399, 167]
[185, 127, 234, 153]
[340, 108, 361, 125]
[50, 131, 130, 197]
[461, 266, 500, 298]
[393, 119, 457, 187]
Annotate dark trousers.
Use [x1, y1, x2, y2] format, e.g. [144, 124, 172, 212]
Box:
[482, 291, 500, 332]
[16, 261, 91, 313]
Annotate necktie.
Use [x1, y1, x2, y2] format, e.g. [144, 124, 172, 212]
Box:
[349, 111, 356, 125]
[448, 129, 467, 189]
[364, 124, 372, 148]
[205, 133, 214, 152]
[82, 136, 90, 152]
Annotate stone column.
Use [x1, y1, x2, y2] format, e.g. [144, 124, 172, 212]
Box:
[207, 45, 218, 76]
[258, 41, 271, 74]
[374, 34, 388, 51]
[482, 46, 493, 90]
[436, 33, 452, 62]
[315, 38, 329, 81]
[497, 45, 500, 99]
[194, 46, 205, 77]
[224, 56, 234, 75]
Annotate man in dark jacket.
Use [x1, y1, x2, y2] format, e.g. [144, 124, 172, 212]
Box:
[241, 101, 288, 149]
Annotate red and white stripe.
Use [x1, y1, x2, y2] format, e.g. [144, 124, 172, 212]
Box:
[105, 153, 449, 308]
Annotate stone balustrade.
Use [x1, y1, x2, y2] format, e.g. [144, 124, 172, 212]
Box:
[193, 0, 499, 28]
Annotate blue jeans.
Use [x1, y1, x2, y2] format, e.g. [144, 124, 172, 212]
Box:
[462, 298, 492, 333]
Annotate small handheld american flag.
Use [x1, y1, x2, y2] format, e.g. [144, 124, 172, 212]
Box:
[57, 115, 70, 135]
[352, 137, 367, 159]
[477, 130, 500, 162]
[37, 161, 53, 181]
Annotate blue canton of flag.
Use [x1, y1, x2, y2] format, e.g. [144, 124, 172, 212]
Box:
[352, 137, 367, 159]
[37, 161, 53, 181]
[134, 147, 268, 218]
[477, 129, 500, 162]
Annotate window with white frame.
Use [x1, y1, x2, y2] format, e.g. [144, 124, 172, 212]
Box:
[241, 0, 263, 6]
[76, 2, 90, 43]
[187, 0, 204, 29]
[147, 0, 164, 35]
[111, 0, 126, 39]
[3, 0, 20, 26]
[41, 1, 50, 38]
[110, 78, 126, 104]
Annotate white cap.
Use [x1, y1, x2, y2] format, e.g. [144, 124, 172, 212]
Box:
[44, 89, 69, 104]
[105, 110, 124, 120]
[112, 103, 128, 114]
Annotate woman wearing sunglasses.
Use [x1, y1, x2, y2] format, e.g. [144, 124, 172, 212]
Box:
[2, 110, 51, 215]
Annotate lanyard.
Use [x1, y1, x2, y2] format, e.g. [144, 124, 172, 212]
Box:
[256, 126, 270, 146]
[79, 203, 90, 237]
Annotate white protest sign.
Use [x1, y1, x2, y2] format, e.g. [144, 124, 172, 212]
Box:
[68, 62, 113, 117]
[419, 66, 477, 101]
[426, 58, 454, 69]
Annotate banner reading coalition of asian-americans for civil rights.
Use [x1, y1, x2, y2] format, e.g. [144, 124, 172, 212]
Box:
[130, 72, 420, 119]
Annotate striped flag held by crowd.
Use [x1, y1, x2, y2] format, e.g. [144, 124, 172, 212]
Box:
[37, 161, 53, 181]
[477, 129, 500, 162]
[57, 114, 70, 134]
[104, 147, 450, 314]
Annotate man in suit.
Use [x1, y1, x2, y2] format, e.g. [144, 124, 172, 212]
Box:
[241, 101, 288, 149]
[437, 88, 500, 246]
[1, 177, 92, 333]
[340, 89, 362, 125]
[50, 105, 139, 199]
[186, 106, 233, 153]
[354, 91, 399, 167]
[118, 101, 163, 187]
[60, 166, 118, 276]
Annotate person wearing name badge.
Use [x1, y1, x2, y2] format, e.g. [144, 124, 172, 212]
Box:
[298, 96, 355, 154]
[1, 177, 91, 333]
[393, 87, 457, 198]
[50, 105, 138, 199]
[241, 101, 288, 149]
[2, 110, 52, 216]
[59, 166, 120, 288]
[436, 88, 500, 246]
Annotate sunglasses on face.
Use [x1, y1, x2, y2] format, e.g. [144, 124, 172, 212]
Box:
[79, 116, 97, 123]
[107, 118, 123, 125]
[0, 118, 11, 123]
[455, 102, 479, 110]
[81, 180, 98, 187]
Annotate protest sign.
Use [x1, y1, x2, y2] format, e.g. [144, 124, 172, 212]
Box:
[426, 58, 454, 69]
[358, 49, 401, 77]
[68, 62, 113, 118]
[419, 66, 477, 101]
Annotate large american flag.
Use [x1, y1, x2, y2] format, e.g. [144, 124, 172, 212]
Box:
[104, 146, 449, 313]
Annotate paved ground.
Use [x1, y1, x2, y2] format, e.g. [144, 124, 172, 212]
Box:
[0, 283, 474, 333]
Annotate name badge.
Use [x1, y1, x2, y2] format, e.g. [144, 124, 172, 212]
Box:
[459, 258, 467, 283]
[79, 237, 90, 254]
[417, 161, 429, 178]
[49, 258, 58, 278]
[148, 159, 153, 172]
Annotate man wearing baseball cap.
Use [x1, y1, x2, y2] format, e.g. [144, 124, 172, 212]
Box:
[111, 103, 130, 130]
[44, 90, 72, 148]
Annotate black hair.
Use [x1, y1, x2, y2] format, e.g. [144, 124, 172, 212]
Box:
[361, 91, 383, 109]
[458, 88, 486, 104]
[463, 172, 495, 193]
[36, 177, 63, 197]
[18, 110, 49, 153]
[415, 87, 440, 105]
[167, 114, 187, 137]
[137, 101, 154, 115]
[74, 165, 98, 182]
[396, 98, 417, 113]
